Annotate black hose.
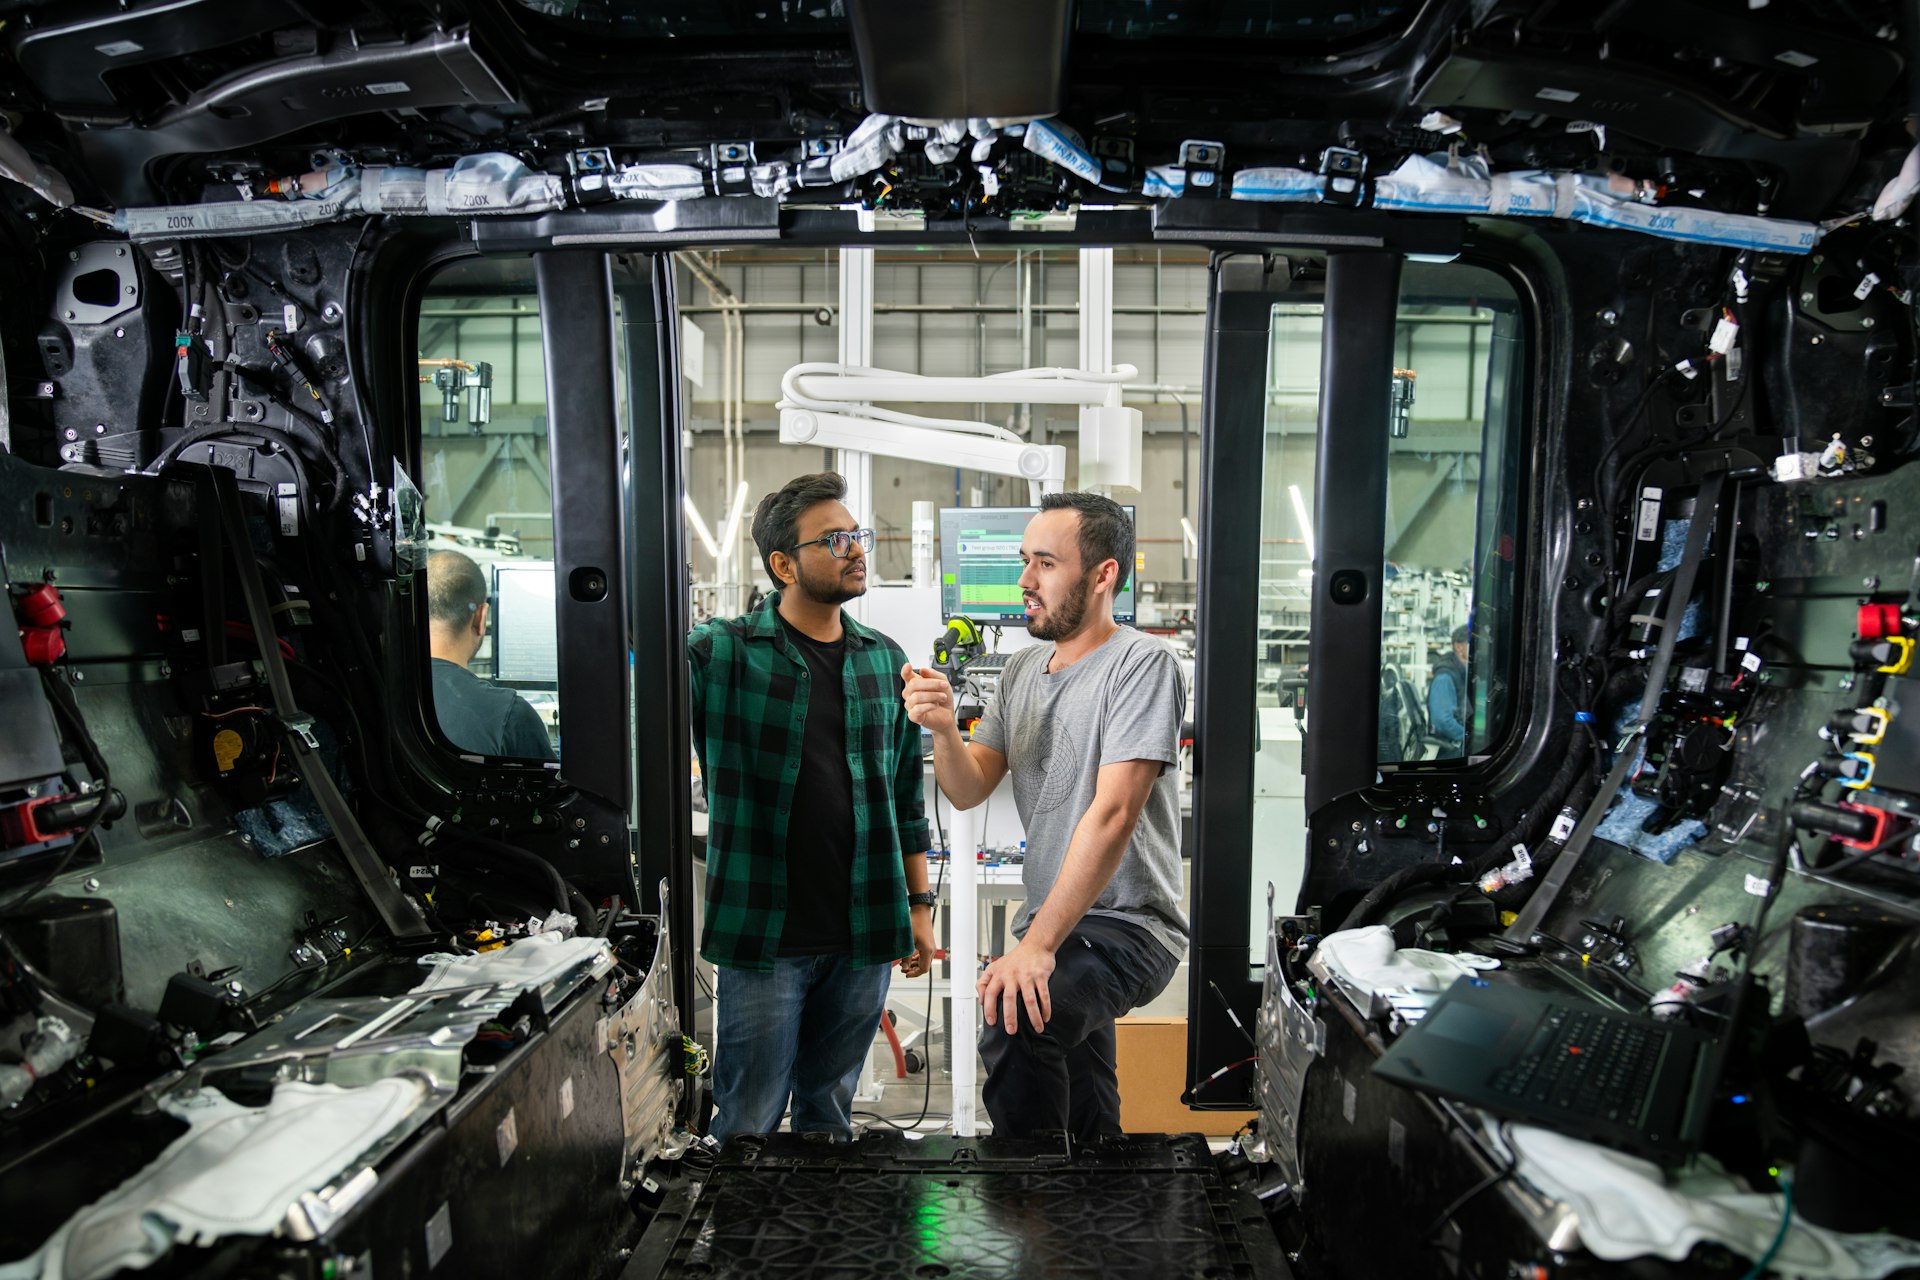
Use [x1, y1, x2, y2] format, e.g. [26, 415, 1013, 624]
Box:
[445, 833, 570, 918]
[568, 886, 601, 936]
[1339, 863, 1467, 932]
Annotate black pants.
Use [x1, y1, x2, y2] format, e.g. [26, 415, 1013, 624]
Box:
[979, 915, 1179, 1141]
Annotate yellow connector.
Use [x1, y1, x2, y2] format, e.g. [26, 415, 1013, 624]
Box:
[1877, 636, 1915, 675]
[1853, 707, 1892, 745]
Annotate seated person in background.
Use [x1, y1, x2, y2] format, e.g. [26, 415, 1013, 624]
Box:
[427, 549, 555, 760]
[1428, 623, 1471, 756]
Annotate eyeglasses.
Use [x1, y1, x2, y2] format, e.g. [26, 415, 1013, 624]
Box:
[787, 528, 874, 559]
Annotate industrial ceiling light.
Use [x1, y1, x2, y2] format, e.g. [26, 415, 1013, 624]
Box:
[1288, 483, 1316, 567]
[682, 494, 721, 560]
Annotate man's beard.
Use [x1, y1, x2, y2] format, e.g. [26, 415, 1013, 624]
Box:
[793, 558, 867, 606]
[1026, 568, 1094, 641]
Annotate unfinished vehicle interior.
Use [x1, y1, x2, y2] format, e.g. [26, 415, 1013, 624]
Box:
[1, 0, 1918, 1276]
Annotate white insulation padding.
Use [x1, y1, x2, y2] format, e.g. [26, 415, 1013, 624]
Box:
[101, 125, 1820, 256]
[1211, 153, 1815, 253]
[118, 153, 568, 239]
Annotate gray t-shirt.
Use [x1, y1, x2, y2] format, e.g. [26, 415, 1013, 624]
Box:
[972, 627, 1188, 958]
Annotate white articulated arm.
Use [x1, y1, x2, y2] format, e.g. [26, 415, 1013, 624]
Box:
[780, 409, 1068, 493]
[776, 362, 1136, 498]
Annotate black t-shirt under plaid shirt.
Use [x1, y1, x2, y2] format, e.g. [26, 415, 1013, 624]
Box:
[688, 592, 929, 972]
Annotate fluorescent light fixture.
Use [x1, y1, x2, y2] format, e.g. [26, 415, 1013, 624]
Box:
[1287, 483, 1316, 564]
[1180, 515, 1198, 555]
[682, 494, 720, 560]
[716, 480, 751, 565]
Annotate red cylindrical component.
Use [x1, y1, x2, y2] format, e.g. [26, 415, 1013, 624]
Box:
[21, 628, 65, 666]
[17, 583, 65, 628]
[1858, 603, 1903, 639]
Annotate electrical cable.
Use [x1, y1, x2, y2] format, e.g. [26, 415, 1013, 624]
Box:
[856, 852, 951, 1134]
[1184, 1056, 1257, 1101]
[1593, 371, 1678, 517]
[1422, 1122, 1519, 1241]
[1737, 1177, 1794, 1280]
[240, 925, 379, 1010]
[1800, 821, 1914, 880]
[1207, 978, 1258, 1051]
[1748, 769, 1827, 945]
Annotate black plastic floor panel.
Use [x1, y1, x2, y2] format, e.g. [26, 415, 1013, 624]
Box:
[628, 1133, 1291, 1280]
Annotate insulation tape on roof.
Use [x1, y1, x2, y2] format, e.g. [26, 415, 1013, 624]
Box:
[0, 129, 73, 209]
[1217, 153, 1817, 254]
[118, 152, 569, 238]
[600, 165, 707, 201]
[119, 197, 359, 239]
[1143, 165, 1186, 199]
[1368, 155, 1816, 252]
[347, 154, 565, 214]
[1229, 167, 1325, 201]
[1022, 119, 1106, 187]
[831, 114, 906, 183]
[107, 135, 1817, 255]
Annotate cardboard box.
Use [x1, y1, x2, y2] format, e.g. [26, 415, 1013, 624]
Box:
[1115, 1015, 1258, 1137]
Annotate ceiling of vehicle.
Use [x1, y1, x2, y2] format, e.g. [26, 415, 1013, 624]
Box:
[0, 0, 1906, 219]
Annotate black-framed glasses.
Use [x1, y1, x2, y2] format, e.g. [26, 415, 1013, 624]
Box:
[787, 528, 874, 559]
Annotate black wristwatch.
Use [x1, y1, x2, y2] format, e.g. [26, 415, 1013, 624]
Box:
[906, 890, 937, 908]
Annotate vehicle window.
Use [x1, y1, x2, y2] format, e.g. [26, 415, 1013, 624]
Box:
[414, 258, 560, 763]
[1249, 262, 1526, 942]
[1381, 263, 1527, 765]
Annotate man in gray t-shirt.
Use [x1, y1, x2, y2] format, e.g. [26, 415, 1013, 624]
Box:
[903, 493, 1187, 1140]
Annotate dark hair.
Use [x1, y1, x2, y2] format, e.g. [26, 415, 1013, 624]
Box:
[1451, 624, 1471, 646]
[1038, 491, 1134, 593]
[427, 549, 487, 627]
[751, 471, 847, 586]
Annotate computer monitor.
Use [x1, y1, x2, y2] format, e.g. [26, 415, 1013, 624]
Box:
[940, 506, 1136, 626]
[491, 561, 559, 688]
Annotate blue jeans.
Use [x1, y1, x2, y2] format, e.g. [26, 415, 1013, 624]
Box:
[710, 954, 892, 1146]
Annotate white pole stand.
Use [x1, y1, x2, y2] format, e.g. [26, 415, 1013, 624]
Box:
[947, 803, 979, 1136]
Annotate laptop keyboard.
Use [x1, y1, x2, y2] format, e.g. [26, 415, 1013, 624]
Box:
[1487, 1007, 1667, 1122]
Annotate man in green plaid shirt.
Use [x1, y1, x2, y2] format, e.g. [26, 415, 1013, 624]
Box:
[690, 472, 936, 1145]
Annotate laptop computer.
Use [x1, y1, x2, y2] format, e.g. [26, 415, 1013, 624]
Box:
[1371, 975, 1737, 1162]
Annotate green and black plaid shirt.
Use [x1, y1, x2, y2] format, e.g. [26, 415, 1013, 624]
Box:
[689, 592, 929, 971]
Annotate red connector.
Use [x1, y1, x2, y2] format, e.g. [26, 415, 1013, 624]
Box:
[1858, 603, 1905, 639]
[0, 794, 83, 849]
[14, 582, 66, 666]
[1836, 801, 1895, 852]
[17, 583, 65, 628]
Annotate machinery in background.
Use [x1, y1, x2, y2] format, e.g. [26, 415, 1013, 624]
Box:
[420, 357, 494, 429]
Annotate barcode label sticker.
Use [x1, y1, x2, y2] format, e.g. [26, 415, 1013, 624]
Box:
[1636, 487, 1664, 542]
